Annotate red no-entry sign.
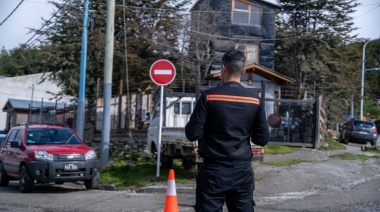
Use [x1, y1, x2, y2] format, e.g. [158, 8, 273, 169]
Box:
[150, 59, 176, 86]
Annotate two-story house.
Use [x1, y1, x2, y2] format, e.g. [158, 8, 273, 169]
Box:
[190, 1, 323, 148]
[191, 0, 294, 113]
[191, 0, 280, 72]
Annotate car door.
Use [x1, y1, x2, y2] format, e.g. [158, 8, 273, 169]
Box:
[3, 129, 23, 176]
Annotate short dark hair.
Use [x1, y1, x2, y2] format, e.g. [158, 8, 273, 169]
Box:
[221, 49, 246, 76]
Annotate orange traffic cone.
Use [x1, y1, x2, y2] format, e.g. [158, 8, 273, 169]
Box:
[163, 169, 178, 212]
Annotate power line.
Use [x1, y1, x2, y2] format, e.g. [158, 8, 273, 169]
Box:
[0, 0, 25, 27]
[0, 0, 70, 67]
[354, 5, 380, 19]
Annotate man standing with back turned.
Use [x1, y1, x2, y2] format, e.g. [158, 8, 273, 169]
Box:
[185, 49, 270, 212]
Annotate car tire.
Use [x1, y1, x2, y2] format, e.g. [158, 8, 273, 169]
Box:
[370, 140, 377, 147]
[161, 155, 173, 169]
[19, 165, 34, 193]
[0, 163, 9, 186]
[343, 138, 348, 145]
[84, 172, 99, 189]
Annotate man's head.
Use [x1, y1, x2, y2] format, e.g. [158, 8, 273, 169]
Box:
[221, 49, 246, 83]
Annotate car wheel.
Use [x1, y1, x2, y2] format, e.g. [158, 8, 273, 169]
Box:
[19, 166, 34, 193]
[0, 163, 9, 186]
[338, 136, 344, 143]
[370, 140, 377, 147]
[161, 155, 173, 169]
[342, 138, 348, 145]
[84, 172, 99, 189]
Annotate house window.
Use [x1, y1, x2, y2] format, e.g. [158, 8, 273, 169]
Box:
[232, 0, 262, 25]
[174, 102, 192, 115]
[236, 44, 259, 65]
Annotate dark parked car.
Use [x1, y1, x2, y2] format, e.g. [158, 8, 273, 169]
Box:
[339, 119, 378, 146]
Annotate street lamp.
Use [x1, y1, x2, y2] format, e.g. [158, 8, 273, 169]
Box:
[360, 38, 380, 120]
[352, 68, 380, 119]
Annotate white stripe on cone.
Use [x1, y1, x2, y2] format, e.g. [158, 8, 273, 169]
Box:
[167, 180, 176, 196]
[154, 69, 172, 75]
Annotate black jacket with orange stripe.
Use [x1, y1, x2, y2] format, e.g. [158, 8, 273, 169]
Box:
[185, 81, 270, 162]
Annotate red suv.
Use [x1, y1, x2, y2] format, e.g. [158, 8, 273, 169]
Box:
[0, 124, 99, 193]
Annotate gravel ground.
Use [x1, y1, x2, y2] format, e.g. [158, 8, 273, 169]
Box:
[138, 141, 380, 211]
[253, 142, 380, 211]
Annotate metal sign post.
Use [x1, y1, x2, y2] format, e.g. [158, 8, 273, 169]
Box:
[149, 59, 176, 177]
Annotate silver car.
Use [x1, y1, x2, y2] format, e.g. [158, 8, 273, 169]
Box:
[339, 119, 378, 146]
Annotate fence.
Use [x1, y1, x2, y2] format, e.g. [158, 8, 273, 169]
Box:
[28, 104, 75, 127]
[265, 98, 319, 148]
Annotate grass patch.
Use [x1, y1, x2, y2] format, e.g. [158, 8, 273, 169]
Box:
[363, 147, 380, 154]
[263, 159, 312, 166]
[264, 144, 297, 155]
[330, 153, 380, 160]
[99, 143, 312, 189]
[100, 159, 197, 189]
[319, 138, 346, 151]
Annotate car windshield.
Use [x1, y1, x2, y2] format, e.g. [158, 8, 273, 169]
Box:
[353, 120, 374, 128]
[26, 128, 82, 145]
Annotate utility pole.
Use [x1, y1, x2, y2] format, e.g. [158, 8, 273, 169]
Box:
[100, 0, 115, 168]
[76, 0, 89, 138]
[360, 38, 380, 120]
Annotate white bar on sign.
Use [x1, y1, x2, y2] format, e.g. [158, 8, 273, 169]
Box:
[154, 69, 172, 75]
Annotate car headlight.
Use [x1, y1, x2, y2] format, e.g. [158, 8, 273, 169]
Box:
[34, 151, 54, 161]
[85, 150, 97, 160]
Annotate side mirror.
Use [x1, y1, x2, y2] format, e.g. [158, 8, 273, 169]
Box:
[85, 140, 92, 147]
[10, 141, 21, 148]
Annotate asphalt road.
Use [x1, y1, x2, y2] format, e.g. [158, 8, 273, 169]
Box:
[0, 142, 379, 211]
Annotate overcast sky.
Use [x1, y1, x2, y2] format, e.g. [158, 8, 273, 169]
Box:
[0, 0, 379, 50]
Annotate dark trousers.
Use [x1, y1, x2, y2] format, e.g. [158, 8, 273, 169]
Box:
[195, 160, 255, 212]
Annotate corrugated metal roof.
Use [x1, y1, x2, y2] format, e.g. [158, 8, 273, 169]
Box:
[3, 99, 67, 111]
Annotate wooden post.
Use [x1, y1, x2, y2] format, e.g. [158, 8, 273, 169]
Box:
[118, 79, 123, 130]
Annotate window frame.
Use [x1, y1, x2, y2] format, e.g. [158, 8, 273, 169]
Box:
[232, 0, 262, 26]
[235, 43, 260, 65]
[174, 102, 192, 115]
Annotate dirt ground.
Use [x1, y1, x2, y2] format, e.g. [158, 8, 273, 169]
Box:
[253, 142, 380, 211]
[138, 141, 380, 211]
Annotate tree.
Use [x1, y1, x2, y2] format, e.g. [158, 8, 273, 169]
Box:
[0, 46, 45, 76]
[29, 0, 190, 104]
[275, 0, 359, 127]
[188, 5, 229, 95]
[363, 41, 380, 96]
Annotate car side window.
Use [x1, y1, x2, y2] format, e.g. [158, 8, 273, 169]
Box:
[5, 129, 22, 147]
[6, 129, 18, 145]
[14, 130, 22, 143]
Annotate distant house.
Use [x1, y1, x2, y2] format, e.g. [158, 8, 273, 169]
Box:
[0, 73, 71, 130]
[2, 99, 73, 130]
